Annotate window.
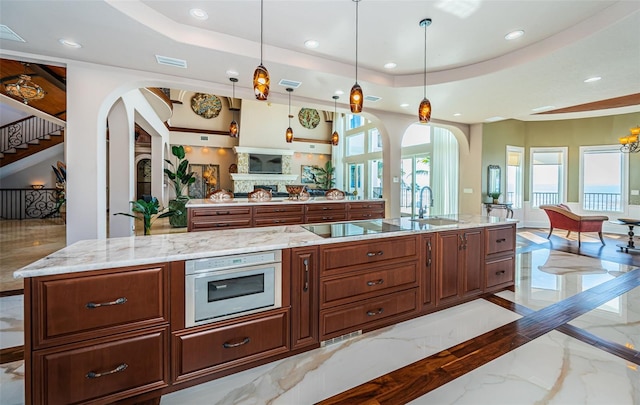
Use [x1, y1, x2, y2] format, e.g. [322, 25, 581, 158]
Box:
[580, 146, 626, 212]
[530, 147, 567, 207]
[369, 128, 382, 152]
[346, 132, 365, 156]
[505, 146, 523, 209]
[342, 118, 383, 198]
[369, 159, 383, 198]
[346, 114, 364, 130]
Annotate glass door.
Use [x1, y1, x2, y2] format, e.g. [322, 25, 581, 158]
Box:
[401, 154, 430, 217]
[347, 163, 364, 197]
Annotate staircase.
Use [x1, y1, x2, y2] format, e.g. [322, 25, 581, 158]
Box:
[0, 116, 65, 167]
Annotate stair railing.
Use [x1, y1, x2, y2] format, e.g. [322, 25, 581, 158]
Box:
[0, 116, 64, 155]
[0, 188, 62, 219]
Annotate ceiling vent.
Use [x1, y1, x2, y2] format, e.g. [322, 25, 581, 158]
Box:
[155, 55, 187, 69]
[278, 79, 301, 88]
[364, 95, 381, 102]
[0, 25, 25, 42]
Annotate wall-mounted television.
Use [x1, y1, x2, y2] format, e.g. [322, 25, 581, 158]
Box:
[249, 154, 283, 174]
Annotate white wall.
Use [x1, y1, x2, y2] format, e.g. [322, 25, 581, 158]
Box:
[0, 145, 64, 188]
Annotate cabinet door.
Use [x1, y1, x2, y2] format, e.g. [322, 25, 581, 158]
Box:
[421, 234, 436, 311]
[461, 229, 484, 298]
[290, 247, 319, 351]
[436, 232, 461, 306]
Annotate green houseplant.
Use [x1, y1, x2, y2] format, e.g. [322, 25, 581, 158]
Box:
[313, 161, 335, 190]
[164, 145, 195, 228]
[114, 197, 175, 235]
[488, 192, 501, 203]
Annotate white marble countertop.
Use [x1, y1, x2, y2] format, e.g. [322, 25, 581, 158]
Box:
[186, 196, 383, 207]
[14, 215, 517, 279]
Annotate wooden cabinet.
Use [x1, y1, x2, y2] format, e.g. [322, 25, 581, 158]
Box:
[318, 236, 419, 341]
[346, 201, 385, 221]
[305, 202, 348, 224]
[435, 229, 484, 307]
[290, 247, 320, 351]
[484, 224, 516, 292]
[187, 206, 252, 232]
[25, 264, 170, 404]
[253, 204, 305, 227]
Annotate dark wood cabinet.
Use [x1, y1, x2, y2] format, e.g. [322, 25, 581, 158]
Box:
[253, 204, 305, 227]
[484, 224, 516, 292]
[435, 229, 484, 307]
[305, 202, 348, 224]
[346, 201, 385, 220]
[187, 206, 252, 231]
[290, 247, 320, 351]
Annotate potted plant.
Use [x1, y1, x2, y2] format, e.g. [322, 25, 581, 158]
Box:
[313, 161, 335, 190]
[489, 192, 501, 204]
[114, 196, 175, 235]
[164, 145, 196, 228]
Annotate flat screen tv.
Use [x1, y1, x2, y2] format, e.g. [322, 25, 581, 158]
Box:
[249, 154, 283, 174]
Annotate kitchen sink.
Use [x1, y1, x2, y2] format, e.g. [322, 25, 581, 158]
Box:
[410, 217, 459, 226]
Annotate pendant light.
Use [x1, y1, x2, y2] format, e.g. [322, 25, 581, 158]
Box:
[331, 95, 340, 146]
[4, 63, 45, 105]
[229, 78, 239, 138]
[285, 88, 294, 143]
[349, 0, 363, 113]
[418, 18, 432, 123]
[253, 0, 270, 100]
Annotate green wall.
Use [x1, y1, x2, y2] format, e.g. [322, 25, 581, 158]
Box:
[482, 112, 640, 205]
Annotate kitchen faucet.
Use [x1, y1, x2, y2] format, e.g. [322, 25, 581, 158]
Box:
[418, 186, 433, 219]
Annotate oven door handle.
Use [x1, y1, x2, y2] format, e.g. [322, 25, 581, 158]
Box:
[223, 337, 251, 348]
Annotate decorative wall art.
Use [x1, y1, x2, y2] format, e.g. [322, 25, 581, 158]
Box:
[298, 108, 320, 129]
[191, 93, 222, 119]
[188, 164, 220, 198]
[301, 165, 317, 184]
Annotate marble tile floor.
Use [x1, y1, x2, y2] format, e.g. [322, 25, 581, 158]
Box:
[0, 223, 638, 404]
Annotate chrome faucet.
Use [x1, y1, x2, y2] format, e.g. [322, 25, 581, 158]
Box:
[418, 186, 433, 219]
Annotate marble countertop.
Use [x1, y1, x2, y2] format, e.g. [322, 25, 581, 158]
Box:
[14, 215, 517, 279]
[186, 196, 383, 207]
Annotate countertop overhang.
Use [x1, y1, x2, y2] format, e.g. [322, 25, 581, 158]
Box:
[186, 196, 381, 207]
[14, 215, 517, 279]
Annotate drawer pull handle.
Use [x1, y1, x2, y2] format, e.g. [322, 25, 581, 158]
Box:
[427, 240, 432, 266]
[322, 216, 332, 220]
[223, 337, 251, 348]
[215, 223, 229, 227]
[366, 279, 384, 286]
[303, 258, 309, 292]
[216, 211, 230, 215]
[366, 251, 384, 257]
[86, 297, 127, 309]
[86, 363, 128, 379]
[366, 308, 384, 316]
[496, 270, 506, 275]
[496, 238, 506, 243]
[274, 220, 283, 223]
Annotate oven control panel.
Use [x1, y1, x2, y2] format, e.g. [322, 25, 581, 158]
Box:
[186, 250, 282, 275]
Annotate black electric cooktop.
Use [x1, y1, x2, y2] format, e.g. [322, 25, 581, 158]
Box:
[302, 219, 406, 238]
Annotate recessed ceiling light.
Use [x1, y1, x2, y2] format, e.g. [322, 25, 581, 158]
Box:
[335, 90, 344, 96]
[304, 39, 319, 49]
[226, 70, 239, 77]
[485, 116, 505, 122]
[384, 62, 397, 69]
[532, 105, 556, 112]
[189, 8, 208, 20]
[504, 30, 524, 40]
[453, 113, 461, 116]
[584, 76, 601, 83]
[400, 103, 410, 108]
[58, 38, 82, 48]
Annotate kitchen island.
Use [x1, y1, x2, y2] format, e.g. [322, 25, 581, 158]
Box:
[15, 215, 517, 404]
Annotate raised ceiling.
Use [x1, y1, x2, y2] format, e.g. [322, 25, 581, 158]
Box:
[0, 0, 639, 125]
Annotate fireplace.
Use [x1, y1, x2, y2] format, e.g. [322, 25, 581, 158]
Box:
[231, 147, 299, 193]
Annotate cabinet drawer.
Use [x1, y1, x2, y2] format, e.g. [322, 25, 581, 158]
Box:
[33, 327, 168, 405]
[254, 216, 304, 227]
[347, 201, 385, 211]
[305, 213, 348, 224]
[176, 310, 289, 378]
[34, 266, 167, 347]
[321, 262, 418, 307]
[190, 207, 251, 217]
[485, 256, 514, 289]
[320, 289, 418, 339]
[189, 218, 253, 231]
[305, 203, 347, 213]
[347, 210, 384, 220]
[486, 225, 515, 256]
[321, 236, 418, 273]
[253, 204, 305, 216]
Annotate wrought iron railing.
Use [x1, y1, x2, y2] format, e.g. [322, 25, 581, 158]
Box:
[0, 116, 64, 154]
[583, 192, 622, 212]
[531, 192, 559, 207]
[0, 188, 62, 219]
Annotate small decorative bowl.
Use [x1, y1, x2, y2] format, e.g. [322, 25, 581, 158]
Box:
[286, 184, 306, 199]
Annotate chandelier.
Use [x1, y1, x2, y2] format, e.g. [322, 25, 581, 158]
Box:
[4, 64, 45, 104]
[619, 125, 640, 153]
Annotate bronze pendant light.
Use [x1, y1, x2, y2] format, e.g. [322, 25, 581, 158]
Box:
[229, 78, 239, 137]
[331, 95, 340, 146]
[285, 88, 294, 143]
[253, 0, 270, 100]
[4, 63, 45, 104]
[349, 0, 363, 113]
[418, 18, 432, 123]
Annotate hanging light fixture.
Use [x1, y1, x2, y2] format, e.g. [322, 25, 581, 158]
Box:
[418, 18, 432, 123]
[619, 125, 640, 153]
[4, 63, 45, 104]
[253, 0, 270, 100]
[285, 88, 294, 143]
[331, 95, 340, 146]
[349, 0, 363, 113]
[229, 78, 239, 138]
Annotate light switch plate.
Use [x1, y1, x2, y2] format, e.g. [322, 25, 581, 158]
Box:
[631, 190, 639, 196]
[463, 188, 473, 193]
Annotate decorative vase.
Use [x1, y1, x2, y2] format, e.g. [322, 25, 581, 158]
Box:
[169, 197, 189, 228]
[493, 198, 499, 204]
